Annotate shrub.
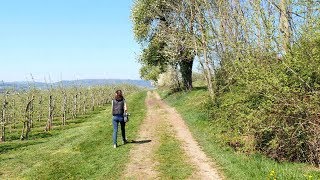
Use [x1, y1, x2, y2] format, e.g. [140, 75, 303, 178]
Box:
[210, 30, 320, 166]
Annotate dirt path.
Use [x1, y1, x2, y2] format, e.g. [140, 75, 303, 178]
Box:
[123, 91, 162, 179]
[123, 91, 222, 179]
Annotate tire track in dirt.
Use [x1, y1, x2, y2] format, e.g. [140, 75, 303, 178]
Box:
[123, 91, 161, 179]
[154, 92, 222, 180]
[123, 91, 222, 179]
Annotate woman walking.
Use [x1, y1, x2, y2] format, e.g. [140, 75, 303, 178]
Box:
[111, 90, 128, 148]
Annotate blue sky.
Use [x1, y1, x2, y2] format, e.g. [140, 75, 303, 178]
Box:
[0, 0, 140, 82]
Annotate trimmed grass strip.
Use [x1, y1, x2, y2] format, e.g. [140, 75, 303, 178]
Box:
[155, 124, 194, 179]
[0, 91, 147, 179]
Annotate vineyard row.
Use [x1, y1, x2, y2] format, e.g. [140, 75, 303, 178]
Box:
[0, 84, 141, 142]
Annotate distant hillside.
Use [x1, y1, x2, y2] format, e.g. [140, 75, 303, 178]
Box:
[57, 79, 152, 88]
[0, 79, 152, 92]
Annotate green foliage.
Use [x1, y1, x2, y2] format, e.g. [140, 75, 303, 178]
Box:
[138, 37, 168, 82]
[139, 65, 162, 82]
[131, 0, 194, 89]
[209, 28, 320, 165]
[256, 32, 320, 165]
[131, 0, 160, 43]
[160, 88, 320, 179]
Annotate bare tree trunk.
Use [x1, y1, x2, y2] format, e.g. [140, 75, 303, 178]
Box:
[38, 95, 42, 122]
[12, 99, 16, 129]
[52, 97, 55, 125]
[78, 92, 81, 115]
[46, 95, 53, 131]
[83, 93, 86, 114]
[72, 94, 77, 119]
[1, 93, 8, 142]
[62, 93, 67, 126]
[29, 96, 34, 129]
[179, 59, 193, 91]
[21, 96, 34, 140]
[174, 64, 181, 89]
[20, 121, 27, 140]
[195, 2, 215, 99]
[199, 55, 215, 98]
[25, 118, 31, 140]
[202, 50, 215, 99]
[280, 0, 291, 53]
[91, 93, 95, 111]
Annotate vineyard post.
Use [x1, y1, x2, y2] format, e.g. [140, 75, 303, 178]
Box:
[27, 96, 34, 138]
[46, 95, 53, 131]
[38, 95, 43, 121]
[78, 91, 81, 115]
[1, 92, 8, 142]
[83, 91, 86, 114]
[91, 91, 95, 111]
[72, 93, 77, 119]
[98, 89, 103, 107]
[29, 95, 34, 129]
[21, 95, 34, 140]
[62, 92, 67, 126]
[12, 98, 16, 129]
[52, 95, 55, 124]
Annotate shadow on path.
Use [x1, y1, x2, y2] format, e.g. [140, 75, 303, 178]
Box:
[130, 140, 152, 144]
[118, 140, 152, 148]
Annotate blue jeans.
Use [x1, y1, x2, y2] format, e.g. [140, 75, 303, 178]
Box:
[112, 115, 126, 145]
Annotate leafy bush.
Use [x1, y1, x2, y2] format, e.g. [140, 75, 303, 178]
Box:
[210, 30, 320, 166]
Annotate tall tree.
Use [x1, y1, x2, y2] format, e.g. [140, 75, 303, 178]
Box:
[132, 0, 195, 90]
[279, 0, 292, 53]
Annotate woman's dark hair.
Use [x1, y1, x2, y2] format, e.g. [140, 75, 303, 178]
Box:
[115, 90, 123, 101]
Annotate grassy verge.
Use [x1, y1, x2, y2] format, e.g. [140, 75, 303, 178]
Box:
[155, 122, 194, 179]
[159, 88, 320, 180]
[0, 91, 147, 179]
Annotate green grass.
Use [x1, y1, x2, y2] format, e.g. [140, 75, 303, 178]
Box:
[159, 88, 320, 180]
[155, 123, 195, 179]
[4, 109, 101, 142]
[0, 91, 147, 179]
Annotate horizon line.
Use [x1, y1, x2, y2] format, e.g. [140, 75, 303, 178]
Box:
[1, 78, 146, 84]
